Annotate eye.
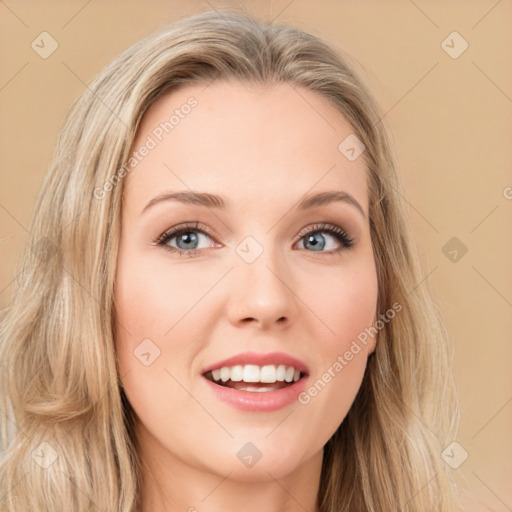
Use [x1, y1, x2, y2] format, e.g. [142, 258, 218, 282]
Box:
[295, 223, 355, 256]
[156, 222, 218, 257]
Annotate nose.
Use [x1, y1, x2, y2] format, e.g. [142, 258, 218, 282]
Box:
[226, 246, 298, 330]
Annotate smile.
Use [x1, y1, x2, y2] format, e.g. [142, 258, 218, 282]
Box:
[204, 364, 303, 392]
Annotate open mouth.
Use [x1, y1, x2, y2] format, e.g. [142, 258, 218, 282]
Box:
[203, 364, 307, 393]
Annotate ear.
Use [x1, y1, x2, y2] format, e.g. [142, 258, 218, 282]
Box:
[367, 335, 377, 355]
[366, 313, 378, 355]
[367, 334, 379, 355]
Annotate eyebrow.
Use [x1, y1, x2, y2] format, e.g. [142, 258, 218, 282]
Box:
[141, 190, 366, 218]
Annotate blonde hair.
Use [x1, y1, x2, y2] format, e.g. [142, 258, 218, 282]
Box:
[0, 9, 462, 511]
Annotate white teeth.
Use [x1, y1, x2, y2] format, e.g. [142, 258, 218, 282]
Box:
[240, 385, 275, 392]
[230, 365, 243, 382]
[220, 367, 230, 382]
[260, 365, 276, 383]
[207, 364, 303, 384]
[276, 364, 286, 381]
[242, 365, 260, 382]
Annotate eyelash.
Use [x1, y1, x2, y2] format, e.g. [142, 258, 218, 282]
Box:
[155, 221, 355, 258]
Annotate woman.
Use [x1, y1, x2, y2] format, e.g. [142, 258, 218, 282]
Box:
[0, 9, 462, 511]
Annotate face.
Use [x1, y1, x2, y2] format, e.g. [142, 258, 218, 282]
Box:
[114, 80, 378, 483]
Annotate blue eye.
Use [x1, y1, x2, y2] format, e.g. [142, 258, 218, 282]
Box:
[156, 221, 354, 257]
[156, 222, 215, 257]
[296, 224, 354, 253]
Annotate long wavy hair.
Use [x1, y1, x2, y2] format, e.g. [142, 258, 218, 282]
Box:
[0, 8, 461, 511]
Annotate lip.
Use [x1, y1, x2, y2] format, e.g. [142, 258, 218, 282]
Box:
[201, 351, 310, 375]
[202, 373, 309, 412]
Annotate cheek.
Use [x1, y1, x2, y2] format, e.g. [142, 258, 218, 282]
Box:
[296, 263, 378, 426]
[307, 263, 379, 353]
[113, 245, 213, 347]
[113, 247, 216, 420]
[113, 261, 198, 445]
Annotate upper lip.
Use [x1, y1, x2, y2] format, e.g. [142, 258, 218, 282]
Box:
[202, 351, 309, 375]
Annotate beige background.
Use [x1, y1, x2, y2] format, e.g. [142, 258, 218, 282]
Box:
[1, 1, 511, 509]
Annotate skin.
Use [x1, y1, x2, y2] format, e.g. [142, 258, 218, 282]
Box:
[114, 80, 379, 512]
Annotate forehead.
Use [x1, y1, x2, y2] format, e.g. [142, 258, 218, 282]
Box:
[123, 80, 368, 215]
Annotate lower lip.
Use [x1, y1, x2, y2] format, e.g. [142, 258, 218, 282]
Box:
[202, 375, 308, 412]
